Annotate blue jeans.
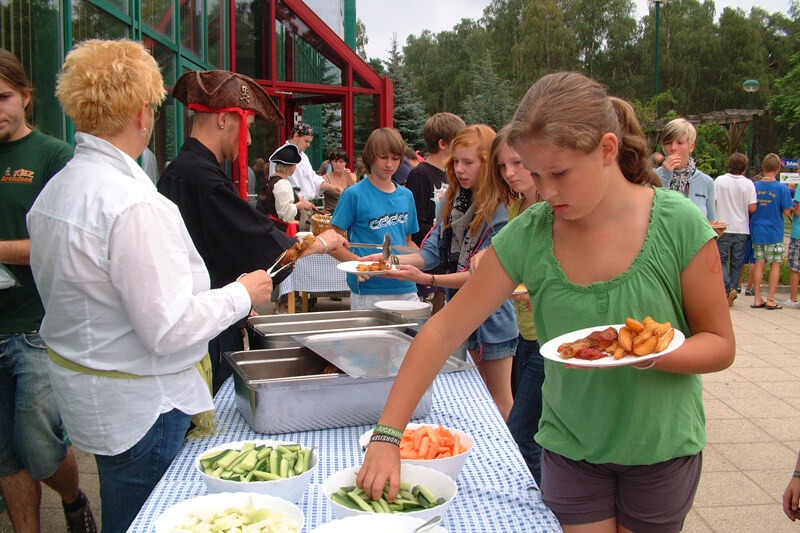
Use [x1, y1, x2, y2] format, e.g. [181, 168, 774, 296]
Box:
[0, 332, 68, 479]
[506, 337, 544, 485]
[717, 233, 750, 293]
[94, 409, 191, 533]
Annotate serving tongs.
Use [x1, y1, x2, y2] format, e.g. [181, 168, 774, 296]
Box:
[266, 250, 292, 278]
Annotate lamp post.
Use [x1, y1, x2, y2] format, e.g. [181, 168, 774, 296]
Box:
[653, 0, 667, 98]
[743, 79, 760, 165]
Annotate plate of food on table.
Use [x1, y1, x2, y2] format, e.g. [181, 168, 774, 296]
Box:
[539, 316, 684, 368]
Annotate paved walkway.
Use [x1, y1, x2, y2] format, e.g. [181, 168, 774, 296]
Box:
[3, 292, 800, 532]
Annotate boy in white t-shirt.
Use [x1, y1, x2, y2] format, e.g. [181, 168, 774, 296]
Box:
[714, 152, 757, 306]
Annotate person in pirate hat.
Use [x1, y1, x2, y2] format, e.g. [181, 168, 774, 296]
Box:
[258, 144, 314, 232]
[158, 70, 346, 394]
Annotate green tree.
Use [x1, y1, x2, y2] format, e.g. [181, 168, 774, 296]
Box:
[386, 38, 426, 149]
[769, 50, 800, 156]
[404, 20, 482, 114]
[355, 18, 368, 58]
[462, 54, 516, 130]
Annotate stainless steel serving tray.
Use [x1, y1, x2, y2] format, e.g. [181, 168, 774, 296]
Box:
[294, 329, 413, 379]
[246, 310, 417, 349]
[225, 347, 434, 433]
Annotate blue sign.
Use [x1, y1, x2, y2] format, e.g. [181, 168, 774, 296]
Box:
[783, 158, 798, 169]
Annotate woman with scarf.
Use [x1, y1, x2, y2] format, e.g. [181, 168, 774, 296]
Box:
[655, 118, 716, 221]
[378, 124, 518, 419]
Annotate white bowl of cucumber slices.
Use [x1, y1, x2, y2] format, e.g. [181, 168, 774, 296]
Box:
[155, 492, 303, 533]
[322, 463, 457, 522]
[195, 439, 318, 503]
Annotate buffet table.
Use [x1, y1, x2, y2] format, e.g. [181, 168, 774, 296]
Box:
[128, 368, 561, 532]
[279, 254, 349, 313]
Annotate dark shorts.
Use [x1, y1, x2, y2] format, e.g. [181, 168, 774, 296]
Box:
[540, 449, 702, 532]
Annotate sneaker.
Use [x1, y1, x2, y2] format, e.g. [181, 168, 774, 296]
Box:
[63, 491, 97, 533]
[745, 288, 755, 296]
[784, 298, 800, 309]
[728, 289, 737, 307]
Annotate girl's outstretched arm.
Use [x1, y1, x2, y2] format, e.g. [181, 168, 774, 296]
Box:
[356, 247, 516, 501]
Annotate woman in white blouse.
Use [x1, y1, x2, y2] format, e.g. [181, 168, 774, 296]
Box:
[26, 39, 272, 533]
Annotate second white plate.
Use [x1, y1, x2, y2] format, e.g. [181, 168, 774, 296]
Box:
[539, 323, 685, 368]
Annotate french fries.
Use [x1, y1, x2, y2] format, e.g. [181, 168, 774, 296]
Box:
[614, 316, 673, 359]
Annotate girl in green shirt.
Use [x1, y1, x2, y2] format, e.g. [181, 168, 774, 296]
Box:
[357, 73, 735, 533]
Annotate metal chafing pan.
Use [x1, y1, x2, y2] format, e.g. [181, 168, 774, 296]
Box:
[225, 347, 434, 434]
[246, 310, 417, 349]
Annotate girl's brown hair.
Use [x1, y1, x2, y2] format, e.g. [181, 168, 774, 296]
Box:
[508, 72, 660, 187]
[489, 125, 542, 205]
[441, 124, 512, 236]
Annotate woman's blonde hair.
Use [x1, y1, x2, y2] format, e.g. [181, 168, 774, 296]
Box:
[441, 124, 512, 236]
[56, 39, 166, 135]
[508, 72, 660, 187]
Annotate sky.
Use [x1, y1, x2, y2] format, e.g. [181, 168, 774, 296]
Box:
[357, 0, 793, 61]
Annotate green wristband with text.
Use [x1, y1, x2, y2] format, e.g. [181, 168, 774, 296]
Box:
[373, 423, 403, 440]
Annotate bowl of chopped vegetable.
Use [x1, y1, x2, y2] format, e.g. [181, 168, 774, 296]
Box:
[155, 492, 303, 533]
[322, 463, 457, 521]
[359, 423, 473, 480]
[195, 440, 318, 503]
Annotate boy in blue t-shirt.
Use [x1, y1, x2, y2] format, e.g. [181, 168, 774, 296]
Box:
[331, 128, 420, 309]
[750, 153, 793, 309]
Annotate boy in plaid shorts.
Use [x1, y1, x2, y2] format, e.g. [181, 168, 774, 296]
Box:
[750, 153, 793, 309]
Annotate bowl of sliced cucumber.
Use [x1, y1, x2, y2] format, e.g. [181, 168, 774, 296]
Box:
[195, 440, 318, 503]
[322, 463, 457, 522]
[155, 492, 303, 533]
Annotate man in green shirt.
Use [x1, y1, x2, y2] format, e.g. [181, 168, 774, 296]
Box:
[0, 49, 96, 532]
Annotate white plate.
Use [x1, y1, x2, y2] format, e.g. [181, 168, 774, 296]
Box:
[337, 260, 396, 276]
[539, 323, 685, 368]
[512, 283, 528, 296]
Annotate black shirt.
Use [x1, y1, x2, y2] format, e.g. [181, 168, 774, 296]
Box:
[404, 162, 447, 246]
[158, 138, 295, 288]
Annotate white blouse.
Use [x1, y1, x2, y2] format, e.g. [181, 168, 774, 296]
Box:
[27, 133, 252, 455]
[272, 177, 299, 222]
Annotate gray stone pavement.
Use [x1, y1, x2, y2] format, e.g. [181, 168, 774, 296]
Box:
[3, 292, 800, 532]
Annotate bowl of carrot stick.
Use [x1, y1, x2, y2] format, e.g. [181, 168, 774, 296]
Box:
[359, 423, 473, 480]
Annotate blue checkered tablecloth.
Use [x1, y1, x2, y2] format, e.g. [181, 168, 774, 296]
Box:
[279, 254, 349, 297]
[127, 368, 561, 532]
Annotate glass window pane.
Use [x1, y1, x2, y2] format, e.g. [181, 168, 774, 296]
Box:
[141, 0, 175, 39]
[72, 0, 128, 41]
[207, 0, 224, 68]
[147, 42, 178, 166]
[354, 94, 377, 155]
[235, 0, 264, 79]
[101, 0, 127, 12]
[180, 0, 202, 57]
